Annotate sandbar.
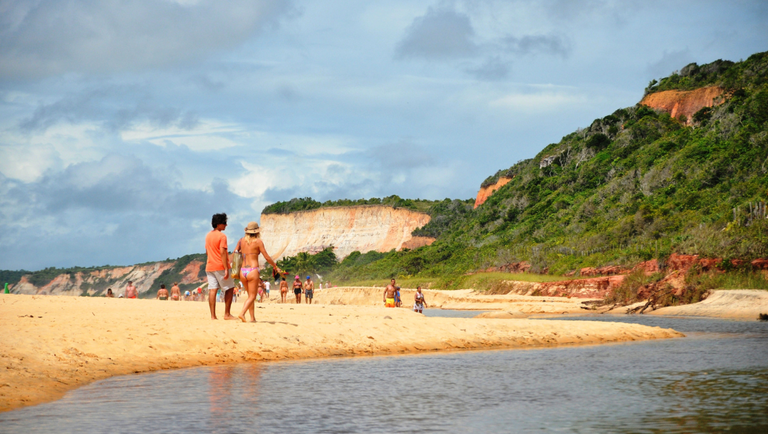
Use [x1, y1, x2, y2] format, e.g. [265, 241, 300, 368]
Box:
[648, 289, 768, 320]
[0, 293, 681, 413]
[278, 286, 596, 314]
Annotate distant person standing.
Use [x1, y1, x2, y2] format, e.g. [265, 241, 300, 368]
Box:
[264, 280, 270, 299]
[280, 277, 288, 303]
[171, 282, 181, 301]
[303, 276, 314, 304]
[383, 278, 397, 308]
[293, 275, 302, 303]
[106, 288, 114, 298]
[414, 286, 428, 313]
[205, 213, 236, 320]
[395, 286, 402, 307]
[157, 284, 169, 300]
[125, 281, 138, 299]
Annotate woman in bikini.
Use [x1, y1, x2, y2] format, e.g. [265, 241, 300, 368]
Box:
[279, 277, 288, 303]
[234, 221, 283, 322]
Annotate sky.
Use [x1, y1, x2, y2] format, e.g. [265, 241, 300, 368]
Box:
[0, 0, 766, 271]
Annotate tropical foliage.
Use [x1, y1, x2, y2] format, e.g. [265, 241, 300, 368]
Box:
[323, 52, 768, 284]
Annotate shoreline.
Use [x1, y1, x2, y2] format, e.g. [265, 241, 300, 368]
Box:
[305, 286, 768, 321]
[0, 294, 682, 413]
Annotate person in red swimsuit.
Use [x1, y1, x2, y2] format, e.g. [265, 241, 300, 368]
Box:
[124, 281, 138, 299]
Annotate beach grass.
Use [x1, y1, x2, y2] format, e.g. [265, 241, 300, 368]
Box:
[688, 270, 768, 291]
[335, 272, 575, 291]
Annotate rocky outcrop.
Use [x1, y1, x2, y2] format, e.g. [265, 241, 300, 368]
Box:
[579, 265, 630, 277]
[260, 205, 434, 260]
[479, 262, 532, 274]
[474, 176, 513, 209]
[539, 155, 558, 169]
[494, 276, 626, 299]
[639, 86, 726, 125]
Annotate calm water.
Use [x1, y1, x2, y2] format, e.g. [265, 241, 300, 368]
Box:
[2, 316, 767, 433]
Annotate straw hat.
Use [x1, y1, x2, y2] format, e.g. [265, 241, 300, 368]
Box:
[245, 221, 260, 234]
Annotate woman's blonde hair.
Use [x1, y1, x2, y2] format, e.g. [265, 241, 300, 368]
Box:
[244, 232, 260, 244]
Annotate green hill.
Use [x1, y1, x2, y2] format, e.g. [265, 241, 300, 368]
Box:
[324, 51, 768, 284]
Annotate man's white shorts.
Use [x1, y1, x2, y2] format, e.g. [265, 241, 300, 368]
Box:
[206, 270, 234, 291]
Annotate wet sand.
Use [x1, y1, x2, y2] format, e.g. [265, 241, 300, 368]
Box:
[0, 293, 681, 413]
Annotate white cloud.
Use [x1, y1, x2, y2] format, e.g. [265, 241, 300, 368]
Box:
[120, 120, 243, 151]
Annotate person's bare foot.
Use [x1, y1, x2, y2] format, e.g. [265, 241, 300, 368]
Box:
[249, 319, 257, 323]
[238, 315, 246, 323]
[211, 317, 218, 320]
[224, 315, 238, 320]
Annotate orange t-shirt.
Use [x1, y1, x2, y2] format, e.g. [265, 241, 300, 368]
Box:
[205, 230, 228, 272]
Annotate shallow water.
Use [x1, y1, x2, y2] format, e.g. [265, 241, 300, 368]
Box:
[2, 316, 767, 433]
[423, 308, 487, 318]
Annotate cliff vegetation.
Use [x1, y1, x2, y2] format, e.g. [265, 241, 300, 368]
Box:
[323, 51, 768, 285]
[261, 195, 440, 215]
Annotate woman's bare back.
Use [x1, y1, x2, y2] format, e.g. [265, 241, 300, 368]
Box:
[237, 237, 266, 268]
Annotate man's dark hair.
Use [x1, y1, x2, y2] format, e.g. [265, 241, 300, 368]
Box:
[211, 213, 228, 229]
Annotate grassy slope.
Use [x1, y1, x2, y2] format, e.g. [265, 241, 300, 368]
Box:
[326, 52, 768, 285]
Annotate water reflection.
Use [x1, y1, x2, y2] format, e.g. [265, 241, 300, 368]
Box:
[207, 365, 262, 429]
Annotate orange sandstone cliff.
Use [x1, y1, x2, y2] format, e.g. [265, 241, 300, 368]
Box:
[474, 176, 512, 208]
[260, 205, 435, 260]
[639, 86, 726, 125]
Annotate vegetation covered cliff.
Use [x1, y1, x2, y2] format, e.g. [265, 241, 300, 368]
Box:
[1, 254, 207, 297]
[324, 51, 768, 283]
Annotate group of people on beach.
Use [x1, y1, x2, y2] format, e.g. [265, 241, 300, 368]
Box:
[384, 278, 428, 313]
[108, 212, 428, 316]
[202, 213, 331, 321]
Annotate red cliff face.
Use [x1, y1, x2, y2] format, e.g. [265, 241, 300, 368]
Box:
[474, 177, 512, 209]
[639, 86, 726, 125]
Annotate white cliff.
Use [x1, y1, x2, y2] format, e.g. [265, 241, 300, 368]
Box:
[260, 205, 435, 260]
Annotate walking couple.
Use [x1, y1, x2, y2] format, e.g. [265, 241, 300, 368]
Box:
[204, 213, 283, 322]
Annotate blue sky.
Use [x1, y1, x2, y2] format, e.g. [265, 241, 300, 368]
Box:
[1, 0, 766, 271]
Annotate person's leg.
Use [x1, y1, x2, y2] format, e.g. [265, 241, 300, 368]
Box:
[223, 288, 236, 320]
[238, 276, 257, 322]
[208, 289, 218, 319]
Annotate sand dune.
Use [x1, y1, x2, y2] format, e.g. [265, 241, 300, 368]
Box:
[0, 293, 681, 412]
[648, 290, 768, 320]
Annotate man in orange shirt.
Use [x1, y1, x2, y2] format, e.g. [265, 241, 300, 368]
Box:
[205, 213, 236, 320]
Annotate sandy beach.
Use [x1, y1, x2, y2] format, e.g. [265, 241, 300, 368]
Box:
[0, 293, 682, 413]
[273, 286, 597, 314]
[648, 290, 768, 320]
[602, 289, 768, 320]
